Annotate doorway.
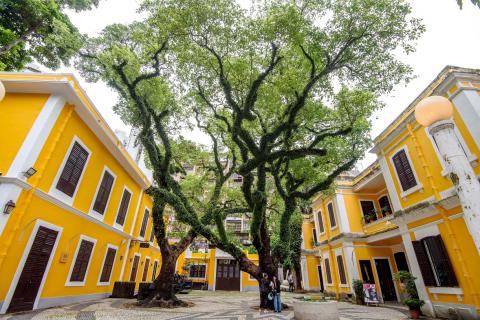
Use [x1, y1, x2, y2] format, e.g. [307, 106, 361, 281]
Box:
[7, 226, 59, 313]
[374, 258, 398, 302]
[215, 259, 240, 291]
[317, 265, 324, 292]
[359, 260, 375, 284]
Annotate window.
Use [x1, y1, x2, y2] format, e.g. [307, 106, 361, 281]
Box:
[99, 247, 117, 283]
[115, 189, 131, 226]
[232, 173, 243, 183]
[92, 170, 115, 215]
[327, 203, 337, 228]
[412, 235, 458, 287]
[139, 209, 149, 238]
[316, 211, 325, 234]
[189, 264, 206, 278]
[336, 255, 347, 285]
[392, 149, 417, 192]
[149, 226, 155, 243]
[324, 258, 332, 284]
[360, 200, 377, 223]
[56, 141, 89, 197]
[142, 258, 150, 282]
[130, 255, 140, 282]
[378, 196, 392, 217]
[226, 219, 242, 232]
[312, 228, 318, 244]
[69, 239, 95, 284]
[152, 260, 158, 281]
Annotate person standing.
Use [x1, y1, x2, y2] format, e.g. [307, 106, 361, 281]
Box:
[288, 273, 294, 292]
[259, 273, 270, 312]
[271, 275, 282, 313]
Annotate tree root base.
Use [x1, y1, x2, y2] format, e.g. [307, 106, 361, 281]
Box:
[133, 298, 193, 309]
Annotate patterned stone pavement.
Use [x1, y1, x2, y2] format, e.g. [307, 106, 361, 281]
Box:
[0, 291, 409, 320]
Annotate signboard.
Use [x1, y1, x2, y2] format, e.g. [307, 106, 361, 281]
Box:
[139, 242, 150, 248]
[363, 283, 379, 304]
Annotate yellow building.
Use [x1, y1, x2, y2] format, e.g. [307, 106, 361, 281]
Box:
[0, 72, 162, 314]
[175, 216, 260, 292]
[301, 66, 480, 319]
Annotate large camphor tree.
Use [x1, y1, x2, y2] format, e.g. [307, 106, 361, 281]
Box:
[78, 23, 242, 305]
[0, 0, 99, 71]
[78, 0, 423, 305]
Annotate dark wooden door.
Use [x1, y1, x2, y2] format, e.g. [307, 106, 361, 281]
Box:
[317, 265, 324, 292]
[215, 259, 240, 291]
[130, 255, 140, 282]
[7, 226, 58, 313]
[374, 259, 397, 302]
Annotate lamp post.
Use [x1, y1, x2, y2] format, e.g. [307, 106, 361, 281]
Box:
[415, 96, 480, 254]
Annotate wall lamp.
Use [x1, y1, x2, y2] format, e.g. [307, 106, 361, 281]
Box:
[3, 200, 16, 214]
[23, 167, 37, 178]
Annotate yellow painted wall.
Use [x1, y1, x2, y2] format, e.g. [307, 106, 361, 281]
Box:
[0, 93, 49, 175]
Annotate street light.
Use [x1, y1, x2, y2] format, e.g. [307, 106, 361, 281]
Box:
[415, 95, 480, 254]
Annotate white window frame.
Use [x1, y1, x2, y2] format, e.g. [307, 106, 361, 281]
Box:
[312, 228, 318, 245]
[65, 235, 97, 287]
[358, 199, 377, 223]
[141, 256, 151, 282]
[152, 259, 159, 281]
[389, 145, 423, 198]
[138, 207, 150, 240]
[49, 136, 91, 206]
[188, 263, 208, 280]
[97, 244, 118, 286]
[113, 186, 133, 231]
[89, 165, 117, 221]
[326, 202, 337, 230]
[323, 255, 333, 285]
[315, 210, 326, 236]
[248, 271, 257, 281]
[424, 126, 478, 176]
[335, 251, 349, 288]
[1, 220, 63, 314]
[129, 253, 141, 282]
[376, 194, 393, 217]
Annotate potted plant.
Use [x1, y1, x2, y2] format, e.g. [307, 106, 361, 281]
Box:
[352, 279, 364, 305]
[393, 271, 425, 319]
[404, 298, 425, 319]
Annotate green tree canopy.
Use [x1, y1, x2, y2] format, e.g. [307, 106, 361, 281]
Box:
[78, 0, 424, 301]
[0, 0, 99, 71]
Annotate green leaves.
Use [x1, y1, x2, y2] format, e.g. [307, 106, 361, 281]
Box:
[0, 0, 99, 71]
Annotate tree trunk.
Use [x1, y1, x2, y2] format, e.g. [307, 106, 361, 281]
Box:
[294, 263, 303, 291]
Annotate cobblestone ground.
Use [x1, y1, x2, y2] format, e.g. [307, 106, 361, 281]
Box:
[0, 291, 410, 320]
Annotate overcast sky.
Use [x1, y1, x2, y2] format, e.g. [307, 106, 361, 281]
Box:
[59, 0, 480, 169]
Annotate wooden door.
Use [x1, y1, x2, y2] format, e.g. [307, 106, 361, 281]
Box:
[317, 265, 324, 292]
[130, 255, 140, 282]
[375, 259, 397, 302]
[215, 259, 240, 291]
[7, 226, 58, 313]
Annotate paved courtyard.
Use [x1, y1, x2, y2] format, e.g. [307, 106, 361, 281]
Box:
[0, 291, 410, 320]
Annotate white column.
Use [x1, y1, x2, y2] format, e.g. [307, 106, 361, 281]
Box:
[429, 120, 480, 254]
[343, 243, 359, 293]
[451, 90, 480, 148]
[301, 257, 310, 290]
[335, 193, 350, 233]
[399, 224, 435, 317]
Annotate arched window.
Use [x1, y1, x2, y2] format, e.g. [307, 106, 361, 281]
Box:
[378, 195, 392, 217]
